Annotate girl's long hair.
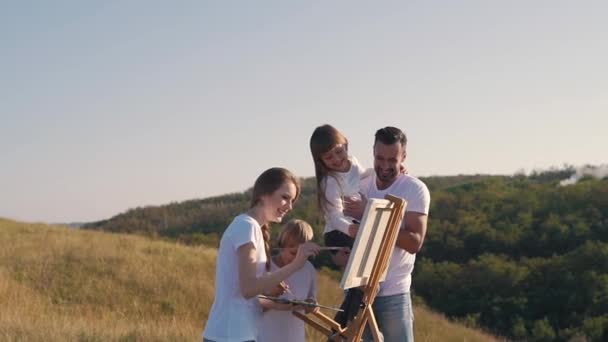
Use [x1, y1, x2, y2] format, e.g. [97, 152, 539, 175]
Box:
[309, 124, 348, 215]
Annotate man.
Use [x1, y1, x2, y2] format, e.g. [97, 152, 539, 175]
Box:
[344, 126, 430, 342]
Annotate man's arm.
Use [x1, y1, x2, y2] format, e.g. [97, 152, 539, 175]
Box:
[395, 211, 428, 254]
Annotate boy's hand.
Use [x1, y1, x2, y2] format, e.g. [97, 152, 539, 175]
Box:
[267, 281, 288, 297]
[304, 298, 319, 314]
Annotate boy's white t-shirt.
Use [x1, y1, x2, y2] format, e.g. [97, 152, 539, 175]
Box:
[360, 173, 430, 297]
[323, 156, 368, 235]
[203, 214, 267, 342]
[257, 260, 317, 342]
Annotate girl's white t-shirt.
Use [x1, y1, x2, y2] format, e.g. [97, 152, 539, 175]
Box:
[203, 214, 267, 342]
[323, 156, 368, 235]
[257, 260, 317, 342]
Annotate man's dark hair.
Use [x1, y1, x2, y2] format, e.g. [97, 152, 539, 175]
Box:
[374, 126, 407, 147]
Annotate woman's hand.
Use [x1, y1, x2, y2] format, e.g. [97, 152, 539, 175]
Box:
[293, 242, 321, 268]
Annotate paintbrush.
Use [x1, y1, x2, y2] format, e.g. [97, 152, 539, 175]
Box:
[258, 295, 344, 312]
[272, 246, 344, 252]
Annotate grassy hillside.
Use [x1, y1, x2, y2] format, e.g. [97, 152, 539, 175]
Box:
[0, 218, 498, 341]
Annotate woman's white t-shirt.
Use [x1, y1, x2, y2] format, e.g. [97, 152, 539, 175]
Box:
[203, 214, 267, 342]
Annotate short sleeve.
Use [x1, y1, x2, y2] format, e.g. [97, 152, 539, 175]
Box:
[406, 181, 431, 215]
[230, 217, 259, 251]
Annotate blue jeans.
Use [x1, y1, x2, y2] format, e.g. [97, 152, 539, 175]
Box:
[203, 339, 253, 342]
[364, 293, 414, 342]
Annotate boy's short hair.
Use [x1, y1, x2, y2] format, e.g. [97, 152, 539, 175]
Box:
[277, 219, 314, 247]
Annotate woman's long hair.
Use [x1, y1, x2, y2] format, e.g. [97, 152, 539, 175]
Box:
[251, 167, 301, 270]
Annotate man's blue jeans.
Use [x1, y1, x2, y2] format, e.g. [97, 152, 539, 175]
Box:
[364, 292, 414, 342]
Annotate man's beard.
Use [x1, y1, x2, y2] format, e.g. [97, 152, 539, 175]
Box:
[376, 168, 396, 183]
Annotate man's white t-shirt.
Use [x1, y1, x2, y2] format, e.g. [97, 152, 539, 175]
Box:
[360, 173, 430, 297]
[203, 214, 267, 342]
[257, 260, 317, 342]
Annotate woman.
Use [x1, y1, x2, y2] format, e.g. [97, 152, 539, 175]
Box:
[202, 167, 320, 342]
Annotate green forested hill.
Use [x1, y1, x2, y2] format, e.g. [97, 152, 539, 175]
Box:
[84, 175, 500, 243]
[84, 168, 608, 341]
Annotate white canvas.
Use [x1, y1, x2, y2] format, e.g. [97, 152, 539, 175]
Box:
[340, 198, 395, 289]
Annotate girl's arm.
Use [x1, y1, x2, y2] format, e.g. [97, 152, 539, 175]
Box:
[324, 176, 353, 235]
[238, 242, 320, 299]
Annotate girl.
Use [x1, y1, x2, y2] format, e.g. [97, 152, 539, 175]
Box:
[310, 125, 367, 264]
[202, 167, 320, 342]
[257, 219, 318, 342]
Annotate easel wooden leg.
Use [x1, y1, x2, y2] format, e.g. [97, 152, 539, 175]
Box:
[366, 309, 381, 342]
[292, 311, 333, 336]
[292, 311, 348, 341]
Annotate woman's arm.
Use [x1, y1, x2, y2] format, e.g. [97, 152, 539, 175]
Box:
[238, 242, 320, 299]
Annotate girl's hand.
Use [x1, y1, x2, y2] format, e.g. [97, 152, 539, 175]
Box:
[344, 192, 367, 219]
[348, 223, 359, 238]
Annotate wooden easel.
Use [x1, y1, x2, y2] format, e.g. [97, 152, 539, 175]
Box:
[293, 194, 406, 341]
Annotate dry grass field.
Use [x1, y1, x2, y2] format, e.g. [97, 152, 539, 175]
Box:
[0, 218, 498, 341]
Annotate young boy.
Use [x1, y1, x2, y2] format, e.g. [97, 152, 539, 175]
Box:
[257, 219, 318, 342]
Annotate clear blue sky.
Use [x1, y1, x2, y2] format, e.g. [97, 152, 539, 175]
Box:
[1, 1, 606, 223]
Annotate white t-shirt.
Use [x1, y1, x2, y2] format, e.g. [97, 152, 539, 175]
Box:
[360, 173, 430, 296]
[257, 260, 317, 342]
[203, 214, 268, 342]
[323, 156, 368, 235]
